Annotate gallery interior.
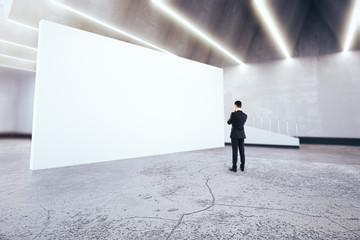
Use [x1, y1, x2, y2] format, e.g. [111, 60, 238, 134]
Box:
[0, 0, 359, 239]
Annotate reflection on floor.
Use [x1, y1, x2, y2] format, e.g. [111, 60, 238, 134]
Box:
[0, 139, 359, 239]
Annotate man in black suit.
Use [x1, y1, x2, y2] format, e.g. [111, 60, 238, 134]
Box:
[227, 100, 247, 172]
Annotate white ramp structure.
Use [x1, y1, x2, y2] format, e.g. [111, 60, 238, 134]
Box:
[225, 125, 299, 148]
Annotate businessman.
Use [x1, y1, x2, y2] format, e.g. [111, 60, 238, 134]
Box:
[227, 100, 247, 172]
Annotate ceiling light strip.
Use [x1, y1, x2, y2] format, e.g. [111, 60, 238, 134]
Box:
[0, 39, 37, 51]
[0, 63, 36, 72]
[6, 19, 39, 31]
[0, 53, 37, 63]
[151, 0, 244, 64]
[50, 0, 172, 54]
[253, 0, 290, 58]
[343, 0, 360, 51]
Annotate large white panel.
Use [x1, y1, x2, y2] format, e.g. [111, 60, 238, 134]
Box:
[0, 0, 13, 19]
[30, 21, 224, 170]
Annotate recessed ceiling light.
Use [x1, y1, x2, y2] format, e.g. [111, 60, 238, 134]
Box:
[50, 0, 172, 54]
[0, 39, 37, 51]
[0, 53, 36, 63]
[6, 19, 39, 31]
[253, 0, 291, 58]
[343, 0, 360, 51]
[151, 0, 244, 65]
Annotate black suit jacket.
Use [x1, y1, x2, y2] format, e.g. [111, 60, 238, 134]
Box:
[227, 110, 247, 139]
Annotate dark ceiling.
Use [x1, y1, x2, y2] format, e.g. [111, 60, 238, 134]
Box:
[1, 0, 359, 71]
[169, 0, 358, 66]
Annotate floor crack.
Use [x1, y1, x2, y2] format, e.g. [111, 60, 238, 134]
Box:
[227, 233, 235, 240]
[166, 177, 215, 239]
[325, 216, 360, 237]
[123, 216, 177, 222]
[32, 205, 51, 240]
[215, 203, 322, 218]
[215, 202, 360, 237]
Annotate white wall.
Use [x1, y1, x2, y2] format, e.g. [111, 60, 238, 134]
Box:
[0, 69, 16, 132]
[31, 21, 224, 170]
[14, 73, 35, 133]
[224, 52, 360, 138]
[0, 66, 35, 134]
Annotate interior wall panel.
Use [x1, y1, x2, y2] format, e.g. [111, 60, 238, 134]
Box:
[224, 51, 360, 138]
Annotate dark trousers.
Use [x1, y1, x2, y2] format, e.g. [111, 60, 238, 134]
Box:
[231, 138, 245, 170]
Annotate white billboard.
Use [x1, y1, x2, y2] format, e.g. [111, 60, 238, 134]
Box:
[31, 21, 224, 170]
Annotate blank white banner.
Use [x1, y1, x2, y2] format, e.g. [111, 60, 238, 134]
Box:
[30, 21, 224, 170]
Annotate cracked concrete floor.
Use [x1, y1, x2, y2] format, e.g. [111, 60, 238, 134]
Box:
[0, 139, 360, 239]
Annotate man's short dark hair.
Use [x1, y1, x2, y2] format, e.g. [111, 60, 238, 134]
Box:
[234, 100, 242, 108]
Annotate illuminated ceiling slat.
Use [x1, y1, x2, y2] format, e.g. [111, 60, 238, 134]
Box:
[50, 0, 172, 54]
[151, 0, 244, 65]
[253, 0, 291, 58]
[0, 39, 37, 51]
[0, 53, 36, 63]
[6, 19, 39, 31]
[343, 0, 360, 51]
[0, 63, 36, 72]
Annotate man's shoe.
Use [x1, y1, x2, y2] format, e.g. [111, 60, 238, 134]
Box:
[229, 168, 237, 172]
[240, 168, 244, 172]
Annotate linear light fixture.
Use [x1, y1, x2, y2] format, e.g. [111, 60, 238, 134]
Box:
[0, 63, 36, 72]
[0, 39, 37, 51]
[343, 0, 360, 51]
[0, 53, 37, 63]
[253, 0, 291, 58]
[6, 19, 39, 31]
[50, 0, 172, 54]
[151, 0, 244, 65]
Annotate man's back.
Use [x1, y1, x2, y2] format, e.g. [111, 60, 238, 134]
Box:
[227, 110, 247, 139]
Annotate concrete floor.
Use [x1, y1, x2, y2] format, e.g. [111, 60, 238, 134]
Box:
[0, 139, 359, 239]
